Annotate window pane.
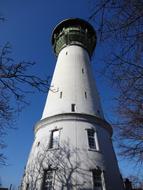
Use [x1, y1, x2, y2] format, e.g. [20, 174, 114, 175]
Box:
[87, 129, 96, 149]
[92, 170, 102, 190]
[50, 130, 60, 148]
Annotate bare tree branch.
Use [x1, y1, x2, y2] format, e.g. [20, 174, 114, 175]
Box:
[0, 43, 50, 164]
[89, 0, 143, 165]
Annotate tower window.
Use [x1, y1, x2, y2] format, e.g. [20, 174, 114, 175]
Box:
[85, 91, 87, 99]
[66, 51, 68, 55]
[71, 104, 76, 112]
[42, 169, 53, 190]
[60, 91, 62, 98]
[82, 68, 84, 74]
[92, 169, 103, 190]
[26, 183, 29, 190]
[49, 130, 60, 149]
[37, 141, 40, 147]
[87, 129, 97, 149]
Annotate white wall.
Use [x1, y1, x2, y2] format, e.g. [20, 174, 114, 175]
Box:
[42, 45, 104, 119]
[22, 45, 124, 190]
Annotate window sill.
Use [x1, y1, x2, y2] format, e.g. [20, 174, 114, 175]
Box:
[47, 147, 59, 151]
[88, 148, 101, 153]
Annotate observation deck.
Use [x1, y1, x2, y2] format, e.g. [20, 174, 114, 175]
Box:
[52, 18, 97, 57]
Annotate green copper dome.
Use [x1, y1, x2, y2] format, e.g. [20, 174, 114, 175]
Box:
[52, 18, 97, 57]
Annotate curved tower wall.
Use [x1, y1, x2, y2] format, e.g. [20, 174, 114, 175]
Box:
[42, 45, 104, 119]
[22, 18, 124, 190]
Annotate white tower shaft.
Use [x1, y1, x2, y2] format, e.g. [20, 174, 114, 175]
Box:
[42, 45, 104, 119]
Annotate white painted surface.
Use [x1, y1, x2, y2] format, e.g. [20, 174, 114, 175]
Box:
[22, 45, 124, 190]
[42, 45, 104, 119]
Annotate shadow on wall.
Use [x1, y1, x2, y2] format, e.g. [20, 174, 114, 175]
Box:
[20, 140, 104, 190]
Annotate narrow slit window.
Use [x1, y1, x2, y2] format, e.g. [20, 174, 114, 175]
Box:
[60, 91, 62, 98]
[82, 68, 84, 74]
[71, 104, 76, 112]
[85, 91, 87, 99]
[66, 51, 68, 55]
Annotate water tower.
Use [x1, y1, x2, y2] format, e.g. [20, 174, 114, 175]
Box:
[22, 18, 124, 190]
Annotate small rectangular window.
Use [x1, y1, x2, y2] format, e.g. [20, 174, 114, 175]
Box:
[82, 68, 84, 74]
[71, 104, 76, 112]
[42, 169, 53, 190]
[92, 169, 103, 190]
[87, 129, 96, 149]
[85, 91, 87, 99]
[60, 92, 62, 98]
[49, 130, 60, 149]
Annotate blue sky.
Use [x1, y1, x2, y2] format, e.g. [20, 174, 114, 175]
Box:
[0, 0, 139, 188]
